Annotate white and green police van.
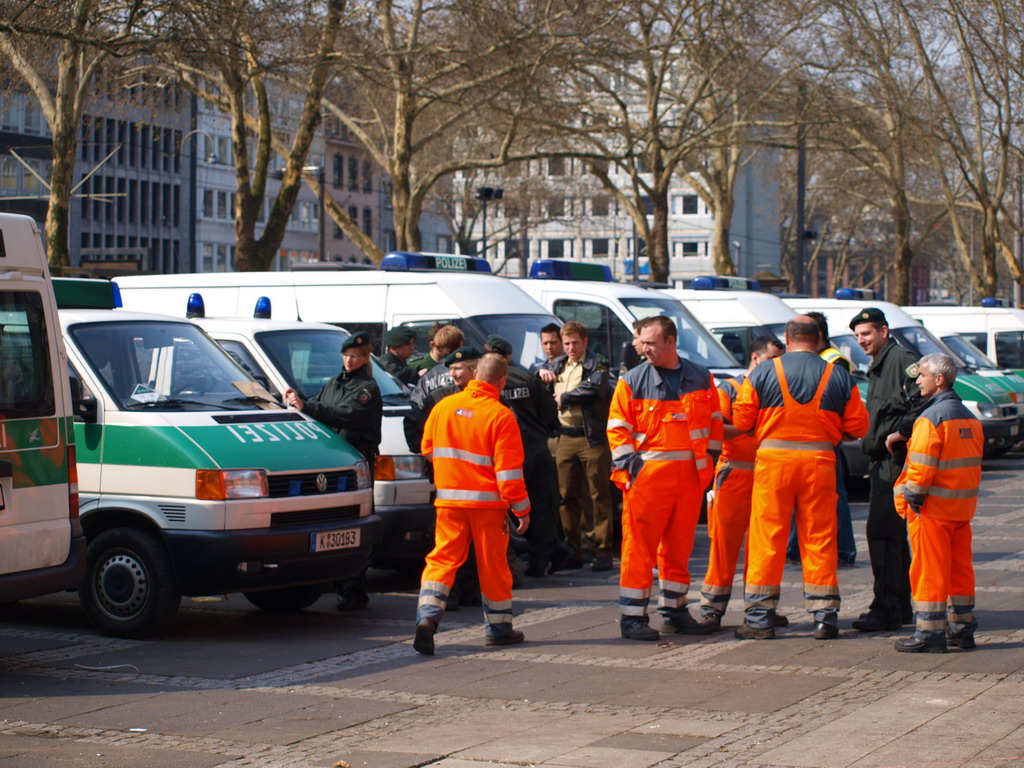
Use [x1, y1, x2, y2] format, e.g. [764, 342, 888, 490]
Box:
[55, 278, 381, 637]
[0, 214, 86, 606]
[182, 297, 435, 572]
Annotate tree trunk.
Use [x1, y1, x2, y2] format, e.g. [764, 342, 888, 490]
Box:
[648, 190, 670, 283]
[710, 191, 737, 276]
[888, 189, 913, 305]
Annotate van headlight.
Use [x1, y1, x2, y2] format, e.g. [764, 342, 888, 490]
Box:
[355, 460, 371, 489]
[374, 454, 427, 480]
[196, 469, 268, 500]
[976, 402, 1002, 418]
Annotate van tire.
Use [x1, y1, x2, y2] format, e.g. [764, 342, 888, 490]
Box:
[79, 528, 181, 638]
[243, 585, 325, 612]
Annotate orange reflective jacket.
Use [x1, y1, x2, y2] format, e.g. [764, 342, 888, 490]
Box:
[733, 352, 868, 448]
[422, 379, 531, 516]
[718, 376, 755, 467]
[607, 358, 723, 489]
[895, 389, 983, 521]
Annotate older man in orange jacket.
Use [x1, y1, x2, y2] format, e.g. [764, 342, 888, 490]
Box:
[607, 315, 724, 641]
[892, 353, 983, 653]
[414, 354, 531, 655]
[732, 316, 868, 640]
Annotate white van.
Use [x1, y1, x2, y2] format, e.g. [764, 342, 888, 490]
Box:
[662, 277, 795, 365]
[115, 253, 560, 371]
[905, 305, 1024, 375]
[56, 279, 380, 637]
[513, 260, 743, 377]
[0, 214, 86, 604]
[786, 295, 1019, 456]
[190, 309, 435, 571]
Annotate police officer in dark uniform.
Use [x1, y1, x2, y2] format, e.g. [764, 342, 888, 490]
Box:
[284, 331, 383, 610]
[849, 307, 925, 632]
[381, 327, 418, 387]
[484, 335, 569, 577]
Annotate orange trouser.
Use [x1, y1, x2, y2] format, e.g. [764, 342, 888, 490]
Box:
[619, 459, 704, 620]
[744, 449, 839, 627]
[907, 512, 976, 640]
[417, 505, 514, 636]
[700, 460, 754, 616]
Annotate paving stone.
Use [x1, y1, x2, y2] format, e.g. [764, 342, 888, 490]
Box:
[629, 716, 745, 738]
[592, 732, 705, 752]
[548, 744, 678, 768]
[0, 733, 229, 767]
[692, 671, 845, 714]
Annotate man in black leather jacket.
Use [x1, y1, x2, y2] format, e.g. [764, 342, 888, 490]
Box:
[850, 307, 925, 632]
[540, 321, 615, 571]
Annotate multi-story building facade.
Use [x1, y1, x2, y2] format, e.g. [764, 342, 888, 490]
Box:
[460, 151, 781, 283]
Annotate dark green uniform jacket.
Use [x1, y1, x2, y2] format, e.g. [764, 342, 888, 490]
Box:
[863, 338, 926, 477]
[302, 364, 383, 464]
[407, 353, 438, 374]
[381, 351, 417, 386]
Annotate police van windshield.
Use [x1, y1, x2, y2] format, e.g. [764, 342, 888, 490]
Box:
[831, 334, 872, 374]
[941, 335, 998, 370]
[255, 329, 409, 399]
[464, 314, 552, 370]
[620, 297, 738, 369]
[889, 325, 966, 369]
[70, 321, 274, 411]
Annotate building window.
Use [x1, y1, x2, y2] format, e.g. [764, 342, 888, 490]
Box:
[333, 153, 343, 187]
[1, 157, 18, 192]
[548, 157, 565, 176]
[362, 160, 372, 192]
[362, 207, 372, 236]
[672, 194, 699, 215]
[547, 239, 566, 259]
[547, 196, 564, 217]
[590, 238, 610, 257]
[348, 157, 358, 190]
[674, 240, 700, 258]
[592, 196, 609, 217]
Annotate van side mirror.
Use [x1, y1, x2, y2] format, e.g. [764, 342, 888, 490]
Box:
[619, 340, 640, 371]
[68, 373, 98, 423]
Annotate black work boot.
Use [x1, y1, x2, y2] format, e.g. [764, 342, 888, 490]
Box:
[894, 634, 946, 654]
[620, 616, 660, 641]
[414, 618, 438, 655]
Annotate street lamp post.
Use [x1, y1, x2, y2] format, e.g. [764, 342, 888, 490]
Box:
[475, 186, 503, 258]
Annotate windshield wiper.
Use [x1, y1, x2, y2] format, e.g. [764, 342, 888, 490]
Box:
[221, 395, 283, 408]
[123, 398, 213, 410]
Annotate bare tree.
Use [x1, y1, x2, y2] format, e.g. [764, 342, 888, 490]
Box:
[147, 0, 343, 271]
[308, 0, 584, 261]
[897, 0, 1024, 299]
[0, 0, 145, 267]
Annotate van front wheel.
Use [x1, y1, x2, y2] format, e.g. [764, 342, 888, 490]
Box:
[243, 585, 325, 612]
[80, 528, 181, 638]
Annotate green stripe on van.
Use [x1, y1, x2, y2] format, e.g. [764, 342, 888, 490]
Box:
[78, 421, 363, 472]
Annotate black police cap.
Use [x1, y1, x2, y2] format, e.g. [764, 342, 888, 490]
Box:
[444, 346, 482, 366]
[341, 332, 370, 351]
[383, 327, 417, 347]
[849, 307, 887, 330]
[485, 334, 513, 356]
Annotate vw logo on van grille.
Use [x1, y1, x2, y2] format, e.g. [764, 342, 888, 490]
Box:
[315, 473, 328, 493]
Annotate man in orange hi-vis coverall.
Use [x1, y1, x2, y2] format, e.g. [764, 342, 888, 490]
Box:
[607, 315, 724, 641]
[891, 353, 983, 654]
[414, 354, 531, 655]
[732, 316, 868, 640]
[697, 335, 784, 631]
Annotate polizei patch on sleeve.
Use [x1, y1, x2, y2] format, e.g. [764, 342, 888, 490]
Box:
[905, 363, 920, 378]
[960, 428, 974, 439]
[358, 388, 372, 403]
[456, 408, 474, 418]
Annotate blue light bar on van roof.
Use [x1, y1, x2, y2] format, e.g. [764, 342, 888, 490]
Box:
[254, 296, 272, 319]
[690, 275, 761, 291]
[52, 278, 121, 309]
[379, 251, 492, 273]
[529, 259, 612, 282]
[835, 286, 881, 301]
[980, 297, 1010, 308]
[186, 293, 205, 318]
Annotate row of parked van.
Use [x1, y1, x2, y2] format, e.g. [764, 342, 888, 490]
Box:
[4, 207, 1022, 638]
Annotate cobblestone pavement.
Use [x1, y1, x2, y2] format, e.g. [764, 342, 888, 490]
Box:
[3, 457, 1024, 768]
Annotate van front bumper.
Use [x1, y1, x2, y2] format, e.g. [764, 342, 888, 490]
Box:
[981, 418, 1018, 454]
[162, 513, 383, 595]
